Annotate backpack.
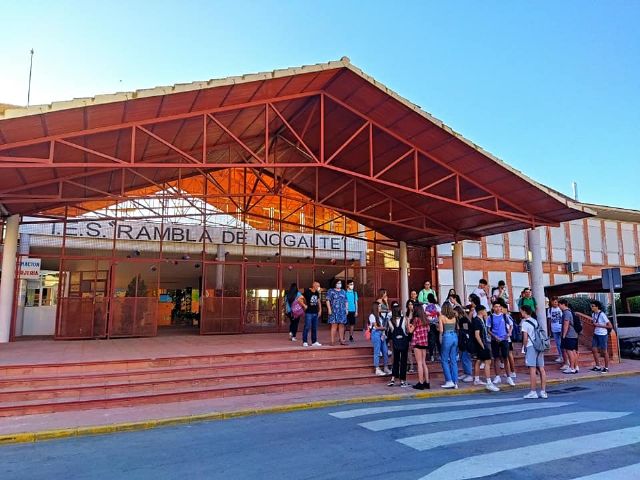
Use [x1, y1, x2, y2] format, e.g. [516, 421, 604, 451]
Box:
[290, 298, 305, 319]
[570, 310, 583, 334]
[392, 318, 410, 351]
[526, 319, 550, 352]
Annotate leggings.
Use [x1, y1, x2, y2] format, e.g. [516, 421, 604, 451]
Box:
[392, 348, 408, 380]
[428, 326, 441, 359]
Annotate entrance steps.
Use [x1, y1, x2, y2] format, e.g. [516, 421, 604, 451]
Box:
[0, 343, 593, 417]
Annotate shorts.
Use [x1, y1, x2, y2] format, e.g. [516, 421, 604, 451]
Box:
[414, 345, 428, 350]
[592, 334, 608, 350]
[525, 346, 545, 368]
[491, 340, 509, 359]
[561, 337, 578, 351]
[346, 312, 357, 326]
[475, 347, 492, 361]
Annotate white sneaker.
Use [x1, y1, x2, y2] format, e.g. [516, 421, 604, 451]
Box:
[303, 342, 309, 347]
[561, 366, 572, 373]
[486, 382, 500, 392]
[462, 375, 473, 383]
[312, 342, 322, 347]
[375, 368, 386, 376]
[506, 376, 516, 386]
[523, 391, 539, 399]
[379, 352, 383, 357]
[509, 372, 517, 378]
[561, 363, 570, 370]
[440, 381, 455, 389]
[493, 375, 502, 384]
[384, 367, 392, 375]
[479, 362, 485, 370]
[288, 332, 292, 338]
[555, 357, 564, 363]
[499, 362, 505, 369]
[453, 384, 459, 390]
[291, 337, 296, 342]
[575, 366, 580, 373]
[540, 390, 548, 399]
[473, 378, 483, 386]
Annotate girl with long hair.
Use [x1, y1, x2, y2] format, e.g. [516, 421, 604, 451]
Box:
[410, 304, 430, 389]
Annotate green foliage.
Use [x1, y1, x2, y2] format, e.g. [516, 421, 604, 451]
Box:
[561, 296, 592, 315]
[616, 296, 640, 314]
[125, 275, 148, 297]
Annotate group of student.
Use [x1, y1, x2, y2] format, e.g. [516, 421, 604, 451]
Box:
[366, 279, 593, 400]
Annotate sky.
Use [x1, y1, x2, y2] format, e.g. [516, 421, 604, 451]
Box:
[1, 0, 638, 209]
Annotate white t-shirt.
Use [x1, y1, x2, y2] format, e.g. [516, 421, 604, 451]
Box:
[548, 307, 563, 333]
[472, 287, 490, 310]
[521, 317, 537, 348]
[368, 313, 378, 329]
[592, 311, 608, 336]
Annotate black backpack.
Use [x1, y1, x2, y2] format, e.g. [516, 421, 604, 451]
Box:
[570, 309, 583, 334]
[392, 318, 410, 351]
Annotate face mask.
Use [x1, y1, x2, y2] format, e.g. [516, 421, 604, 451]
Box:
[335, 282, 342, 289]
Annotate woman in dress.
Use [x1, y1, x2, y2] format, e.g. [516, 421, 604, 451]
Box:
[326, 279, 349, 345]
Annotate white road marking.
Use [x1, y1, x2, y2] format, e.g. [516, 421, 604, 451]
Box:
[329, 397, 522, 419]
[398, 411, 630, 450]
[569, 463, 640, 479]
[359, 401, 571, 431]
[419, 425, 640, 480]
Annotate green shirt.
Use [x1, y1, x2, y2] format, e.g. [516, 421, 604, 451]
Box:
[418, 288, 437, 304]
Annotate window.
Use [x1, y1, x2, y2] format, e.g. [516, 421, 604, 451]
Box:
[437, 243, 452, 257]
[24, 272, 59, 307]
[554, 274, 570, 284]
[588, 219, 603, 264]
[464, 270, 483, 302]
[437, 269, 453, 303]
[550, 226, 567, 262]
[510, 272, 530, 310]
[622, 223, 637, 266]
[569, 220, 586, 263]
[509, 231, 527, 260]
[605, 221, 620, 265]
[486, 234, 504, 259]
[463, 240, 481, 258]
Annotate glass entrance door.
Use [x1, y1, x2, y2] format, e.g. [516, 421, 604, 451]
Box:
[244, 264, 279, 332]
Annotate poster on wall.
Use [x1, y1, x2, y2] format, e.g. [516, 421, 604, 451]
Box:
[18, 258, 41, 280]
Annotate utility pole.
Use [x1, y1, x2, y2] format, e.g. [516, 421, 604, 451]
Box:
[27, 48, 34, 106]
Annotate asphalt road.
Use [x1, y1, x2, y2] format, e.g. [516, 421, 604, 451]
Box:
[2, 376, 640, 480]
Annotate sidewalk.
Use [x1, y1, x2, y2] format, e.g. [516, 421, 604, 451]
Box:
[2, 358, 639, 444]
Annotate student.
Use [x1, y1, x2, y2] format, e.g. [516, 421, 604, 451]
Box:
[518, 288, 537, 318]
[302, 281, 322, 347]
[418, 281, 437, 304]
[388, 303, 412, 387]
[471, 305, 499, 391]
[559, 299, 579, 374]
[405, 301, 417, 373]
[487, 301, 516, 386]
[455, 305, 474, 383]
[439, 304, 459, 389]
[425, 293, 441, 362]
[497, 297, 517, 380]
[590, 300, 612, 373]
[410, 304, 430, 389]
[521, 305, 547, 399]
[443, 288, 461, 307]
[284, 283, 304, 342]
[368, 302, 391, 376]
[547, 297, 564, 364]
[345, 280, 359, 343]
[326, 279, 349, 346]
[472, 279, 491, 310]
[491, 280, 510, 311]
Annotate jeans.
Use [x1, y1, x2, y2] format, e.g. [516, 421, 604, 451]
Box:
[553, 331, 563, 356]
[392, 348, 408, 380]
[461, 350, 472, 376]
[303, 313, 318, 344]
[371, 329, 388, 368]
[441, 331, 459, 384]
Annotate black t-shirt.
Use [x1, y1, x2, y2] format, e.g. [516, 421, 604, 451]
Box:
[304, 288, 320, 314]
[471, 316, 489, 349]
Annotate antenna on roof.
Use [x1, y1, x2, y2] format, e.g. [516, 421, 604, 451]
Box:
[27, 48, 34, 107]
[572, 181, 579, 201]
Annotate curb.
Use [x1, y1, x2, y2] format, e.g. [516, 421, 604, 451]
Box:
[1, 369, 638, 446]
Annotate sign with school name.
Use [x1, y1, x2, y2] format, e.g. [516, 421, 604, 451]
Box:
[22, 220, 364, 252]
[19, 258, 41, 279]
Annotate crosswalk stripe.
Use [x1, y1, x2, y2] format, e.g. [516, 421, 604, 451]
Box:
[419, 425, 640, 480]
[329, 397, 522, 419]
[398, 411, 630, 451]
[569, 463, 640, 479]
[359, 401, 572, 431]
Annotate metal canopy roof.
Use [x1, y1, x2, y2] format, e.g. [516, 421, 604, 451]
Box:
[545, 273, 640, 298]
[0, 57, 592, 246]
